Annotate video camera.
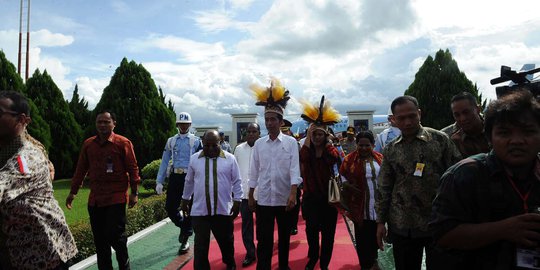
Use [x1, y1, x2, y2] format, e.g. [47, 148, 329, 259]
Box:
[490, 65, 540, 99]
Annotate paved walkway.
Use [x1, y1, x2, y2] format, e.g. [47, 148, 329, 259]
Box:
[71, 220, 193, 270]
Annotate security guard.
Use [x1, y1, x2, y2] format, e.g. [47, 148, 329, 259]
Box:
[156, 112, 202, 255]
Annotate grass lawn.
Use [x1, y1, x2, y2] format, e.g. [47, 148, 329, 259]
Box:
[53, 179, 155, 226]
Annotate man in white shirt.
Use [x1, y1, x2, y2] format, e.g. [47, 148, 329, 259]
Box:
[233, 122, 260, 267]
[181, 130, 243, 270]
[248, 105, 302, 270]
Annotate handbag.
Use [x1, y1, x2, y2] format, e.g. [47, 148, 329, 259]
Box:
[328, 174, 342, 204]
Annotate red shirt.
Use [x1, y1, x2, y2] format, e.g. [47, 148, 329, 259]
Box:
[71, 132, 140, 207]
[299, 144, 340, 200]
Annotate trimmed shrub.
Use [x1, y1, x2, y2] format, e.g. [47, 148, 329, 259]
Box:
[141, 159, 162, 180]
[69, 195, 167, 263]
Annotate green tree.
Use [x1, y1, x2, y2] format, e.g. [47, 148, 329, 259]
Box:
[94, 58, 176, 167]
[405, 49, 484, 129]
[69, 84, 92, 132]
[0, 50, 52, 149]
[26, 69, 83, 177]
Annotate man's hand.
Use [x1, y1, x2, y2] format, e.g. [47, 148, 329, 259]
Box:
[500, 213, 540, 247]
[376, 222, 387, 250]
[180, 199, 190, 216]
[128, 193, 138, 208]
[66, 193, 76, 210]
[230, 201, 241, 220]
[285, 191, 297, 211]
[156, 183, 164, 195]
[248, 189, 257, 212]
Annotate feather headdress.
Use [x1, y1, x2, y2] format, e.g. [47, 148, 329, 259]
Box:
[250, 77, 290, 116]
[300, 96, 341, 126]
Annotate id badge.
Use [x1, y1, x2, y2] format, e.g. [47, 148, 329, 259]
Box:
[413, 163, 425, 177]
[516, 248, 540, 269]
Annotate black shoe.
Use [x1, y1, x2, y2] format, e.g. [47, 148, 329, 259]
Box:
[242, 257, 256, 267]
[177, 235, 190, 255]
[290, 228, 298, 235]
[305, 259, 316, 270]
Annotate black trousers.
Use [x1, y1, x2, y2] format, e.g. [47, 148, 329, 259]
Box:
[391, 231, 436, 270]
[241, 199, 256, 259]
[301, 196, 338, 268]
[290, 189, 302, 230]
[354, 220, 378, 269]
[166, 172, 193, 239]
[256, 205, 293, 270]
[191, 215, 235, 270]
[88, 203, 130, 270]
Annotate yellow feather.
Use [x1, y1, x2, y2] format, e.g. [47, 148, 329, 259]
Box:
[321, 100, 341, 124]
[249, 83, 269, 103]
[299, 99, 320, 122]
[270, 77, 286, 101]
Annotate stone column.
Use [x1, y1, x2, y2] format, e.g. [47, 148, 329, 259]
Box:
[346, 110, 375, 133]
[231, 113, 259, 150]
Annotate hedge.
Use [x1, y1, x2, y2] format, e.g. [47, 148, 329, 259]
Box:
[69, 194, 167, 263]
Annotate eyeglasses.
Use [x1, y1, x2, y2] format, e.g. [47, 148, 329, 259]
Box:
[0, 108, 20, 117]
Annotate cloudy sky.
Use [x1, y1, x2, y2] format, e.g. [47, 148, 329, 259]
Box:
[1, 0, 539, 130]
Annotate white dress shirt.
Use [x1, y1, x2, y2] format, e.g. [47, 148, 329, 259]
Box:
[234, 142, 257, 200]
[249, 132, 302, 206]
[182, 150, 243, 216]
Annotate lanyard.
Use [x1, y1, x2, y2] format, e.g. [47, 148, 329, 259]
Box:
[505, 173, 532, 213]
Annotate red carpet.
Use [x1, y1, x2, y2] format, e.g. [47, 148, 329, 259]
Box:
[182, 213, 359, 269]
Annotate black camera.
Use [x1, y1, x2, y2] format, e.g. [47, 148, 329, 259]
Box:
[490, 65, 540, 99]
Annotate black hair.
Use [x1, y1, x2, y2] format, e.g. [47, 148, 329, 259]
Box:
[391, 95, 419, 114]
[0, 90, 30, 115]
[248, 122, 261, 132]
[484, 91, 540, 140]
[96, 110, 116, 121]
[356, 130, 375, 144]
[451, 92, 477, 107]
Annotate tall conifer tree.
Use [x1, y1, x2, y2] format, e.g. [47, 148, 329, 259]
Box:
[405, 49, 484, 129]
[0, 51, 52, 150]
[69, 84, 92, 132]
[26, 69, 82, 177]
[94, 58, 176, 167]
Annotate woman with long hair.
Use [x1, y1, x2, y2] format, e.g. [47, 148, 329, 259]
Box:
[339, 130, 383, 270]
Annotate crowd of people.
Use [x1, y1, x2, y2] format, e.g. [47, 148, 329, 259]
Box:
[0, 80, 539, 270]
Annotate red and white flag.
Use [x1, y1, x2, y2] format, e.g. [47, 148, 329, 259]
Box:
[17, 156, 29, 175]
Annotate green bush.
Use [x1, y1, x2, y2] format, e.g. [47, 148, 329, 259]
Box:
[69, 195, 167, 262]
[142, 178, 156, 191]
[141, 159, 162, 179]
[141, 179, 168, 192]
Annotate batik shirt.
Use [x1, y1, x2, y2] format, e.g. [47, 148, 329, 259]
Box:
[0, 135, 77, 269]
[375, 126, 461, 237]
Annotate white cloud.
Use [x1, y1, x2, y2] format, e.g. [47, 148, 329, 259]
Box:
[193, 10, 253, 33]
[229, 0, 254, 10]
[125, 35, 226, 63]
[73, 76, 110, 107]
[32, 29, 74, 47]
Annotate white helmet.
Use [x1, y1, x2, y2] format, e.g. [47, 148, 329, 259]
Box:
[176, 112, 192, 124]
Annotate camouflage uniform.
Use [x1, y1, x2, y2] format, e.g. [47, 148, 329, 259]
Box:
[340, 138, 357, 156]
[440, 122, 458, 137]
[375, 126, 461, 237]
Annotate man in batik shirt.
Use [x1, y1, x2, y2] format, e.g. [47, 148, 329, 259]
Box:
[0, 91, 77, 269]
